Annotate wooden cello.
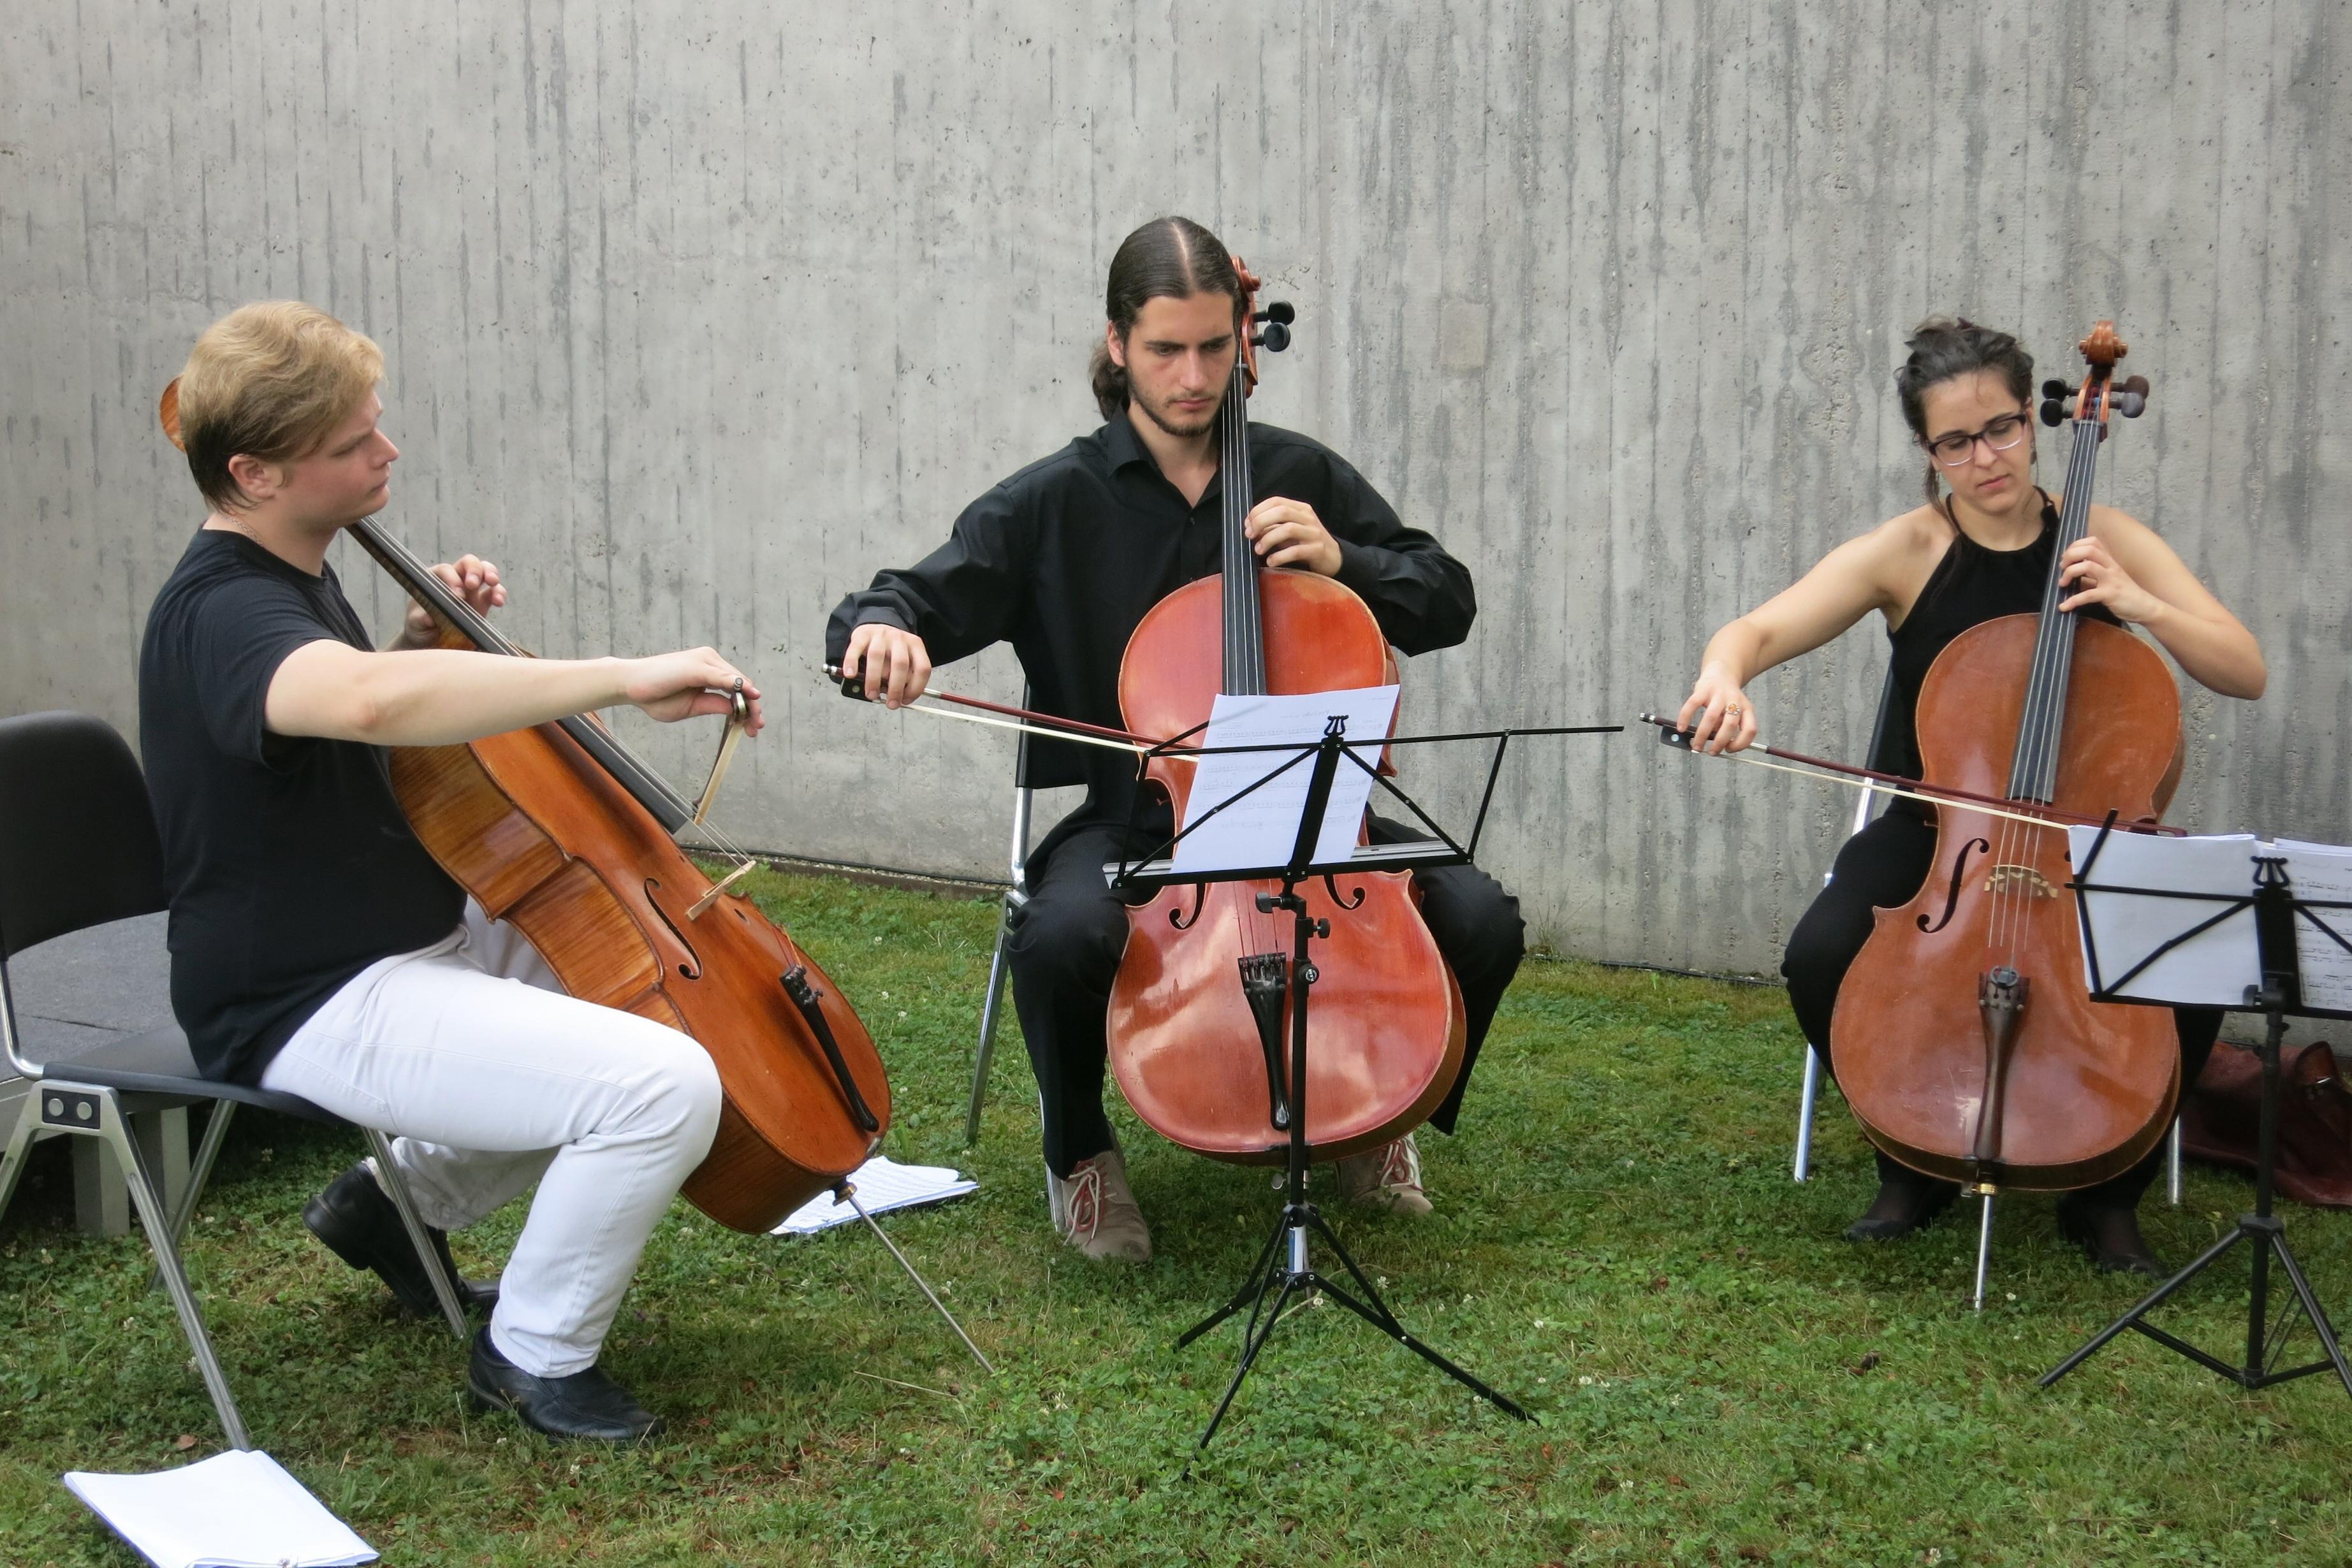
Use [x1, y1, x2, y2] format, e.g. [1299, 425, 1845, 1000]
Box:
[1832, 323, 2180, 1192]
[159, 384, 891, 1235]
[1104, 266, 1467, 1165]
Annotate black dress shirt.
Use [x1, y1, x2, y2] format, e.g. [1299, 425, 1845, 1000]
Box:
[824, 412, 1477, 809]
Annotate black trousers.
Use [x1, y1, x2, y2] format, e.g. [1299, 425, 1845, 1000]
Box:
[1783, 808, 2221, 1214]
[1005, 810, 1526, 1179]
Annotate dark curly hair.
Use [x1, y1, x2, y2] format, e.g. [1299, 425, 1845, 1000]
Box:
[1894, 316, 2036, 506]
[1087, 217, 1245, 422]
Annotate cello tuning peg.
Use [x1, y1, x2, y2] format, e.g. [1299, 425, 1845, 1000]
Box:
[2112, 390, 2147, 419]
[2118, 374, 2150, 398]
[1255, 321, 1292, 353]
[2040, 397, 2070, 427]
[2042, 379, 2071, 400]
[1253, 301, 1296, 325]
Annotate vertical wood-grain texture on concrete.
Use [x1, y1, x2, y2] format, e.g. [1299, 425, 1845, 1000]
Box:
[3, 1, 2344, 973]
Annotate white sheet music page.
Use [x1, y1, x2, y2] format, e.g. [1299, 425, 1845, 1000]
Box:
[771, 1156, 978, 1237]
[1169, 686, 1400, 876]
[2272, 840, 2352, 1013]
[62, 1448, 376, 1567]
[2067, 827, 2263, 1008]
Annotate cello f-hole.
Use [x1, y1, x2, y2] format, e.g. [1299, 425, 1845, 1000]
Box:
[1918, 838, 1990, 934]
[643, 879, 703, 978]
[1170, 883, 1208, 931]
[1322, 875, 1367, 911]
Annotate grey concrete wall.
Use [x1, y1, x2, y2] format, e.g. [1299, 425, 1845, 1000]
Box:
[4, 1, 2345, 975]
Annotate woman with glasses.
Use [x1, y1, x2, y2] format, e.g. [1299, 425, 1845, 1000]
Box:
[1673, 317, 2265, 1272]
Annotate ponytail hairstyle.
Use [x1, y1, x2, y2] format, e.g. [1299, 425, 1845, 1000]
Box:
[1893, 316, 2036, 507]
[1088, 216, 1245, 421]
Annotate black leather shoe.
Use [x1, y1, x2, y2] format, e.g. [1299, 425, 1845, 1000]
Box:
[1843, 1170, 1962, 1242]
[467, 1329, 664, 1444]
[2057, 1195, 2167, 1277]
[303, 1163, 500, 1318]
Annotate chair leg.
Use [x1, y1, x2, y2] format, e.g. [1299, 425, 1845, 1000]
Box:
[1042, 1093, 1064, 1233]
[964, 903, 1016, 1147]
[100, 1092, 252, 1449]
[1793, 1045, 1822, 1183]
[2167, 1117, 2182, 1207]
[149, 1101, 237, 1295]
[0, 1092, 43, 1226]
[169, 1101, 237, 1246]
[363, 1129, 469, 1340]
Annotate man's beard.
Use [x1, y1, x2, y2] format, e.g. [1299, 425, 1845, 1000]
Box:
[1134, 387, 1218, 440]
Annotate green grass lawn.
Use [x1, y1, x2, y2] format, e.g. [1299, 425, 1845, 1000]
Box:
[4, 867, 2351, 1565]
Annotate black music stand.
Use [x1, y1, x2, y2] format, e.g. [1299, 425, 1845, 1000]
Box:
[2040, 825, 2352, 1398]
[1107, 710, 1615, 1451]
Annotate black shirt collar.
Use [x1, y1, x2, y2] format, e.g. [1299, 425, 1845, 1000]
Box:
[1100, 409, 1227, 511]
[1100, 409, 1153, 473]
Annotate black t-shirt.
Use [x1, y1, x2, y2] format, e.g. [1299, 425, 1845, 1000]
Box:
[139, 528, 464, 1083]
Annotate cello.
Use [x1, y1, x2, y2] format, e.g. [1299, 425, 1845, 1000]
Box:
[1104, 266, 1468, 1165]
[157, 382, 891, 1235]
[1832, 323, 2181, 1193]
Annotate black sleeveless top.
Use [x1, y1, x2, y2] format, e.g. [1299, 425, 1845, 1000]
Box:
[1869, 494, 2122, 792]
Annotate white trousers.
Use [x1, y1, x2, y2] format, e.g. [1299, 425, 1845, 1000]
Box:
[260, 901, 722, 1377]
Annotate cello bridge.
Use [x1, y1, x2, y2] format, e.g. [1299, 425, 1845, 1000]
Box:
[1983, 864, 2059, 899]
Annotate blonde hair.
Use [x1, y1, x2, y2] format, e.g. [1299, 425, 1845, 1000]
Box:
[174, 302, 382, 511]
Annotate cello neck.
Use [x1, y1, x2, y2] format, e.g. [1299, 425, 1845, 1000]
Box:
[1218, 354, 1267, 697]
[2006, 419, 2101, 804]
[345, 518, 699, 834]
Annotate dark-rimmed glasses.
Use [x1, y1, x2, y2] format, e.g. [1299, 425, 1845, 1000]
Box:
[1926, 410, 2031, 467]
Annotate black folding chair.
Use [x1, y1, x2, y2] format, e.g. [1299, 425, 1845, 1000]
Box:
[0, 711, 467, 1450]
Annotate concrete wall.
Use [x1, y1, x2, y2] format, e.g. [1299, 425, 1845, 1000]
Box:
[4, 1, 2345, 975]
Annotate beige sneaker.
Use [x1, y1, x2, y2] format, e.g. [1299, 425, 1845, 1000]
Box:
[1334, 1133, 1433, 1215]
[1051, 1147, 1151, 1262]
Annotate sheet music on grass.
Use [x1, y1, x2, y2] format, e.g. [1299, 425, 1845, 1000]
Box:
[771, 1156, 977, 1237]
[2070, 829, 2352, 1013]
[62, 1448, 375, 1567]
[1169, 686, 1400, 876]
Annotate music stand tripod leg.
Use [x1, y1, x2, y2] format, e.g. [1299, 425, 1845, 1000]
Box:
[2264, 1230, 2352, 1397]
[1294, 1203, 1534, 1418]
[1177, 1207, 1289, 1350]
[2038, 1222, 2250, 1388]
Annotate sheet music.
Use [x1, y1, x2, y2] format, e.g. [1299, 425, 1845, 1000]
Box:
[2274, 839, 2352, 1013]
[1169, 686, 1400, 876]
[771, 1156, 977, 1237]
[2068, 827, 2263, 1008]
[62, 1448, 376, 1567]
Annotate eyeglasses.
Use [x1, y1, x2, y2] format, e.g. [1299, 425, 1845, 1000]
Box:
[1926, 411, 2030, 467]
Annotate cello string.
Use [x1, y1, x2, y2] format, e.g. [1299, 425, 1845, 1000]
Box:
[1985, 417, 2077, 959]
[1996, 406, 2101, 965]
[2005, 416, 2099, 961]
[1224, 351, 1273, 959]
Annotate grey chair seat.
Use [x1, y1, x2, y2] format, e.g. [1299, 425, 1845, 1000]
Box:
[34, 1021, 340, 1124]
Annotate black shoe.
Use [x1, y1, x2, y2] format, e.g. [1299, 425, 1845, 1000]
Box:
[303, 1163, 500, 1318]
[1843, 1170, 1962, 1242]
[2057, 1194, 2167, 1277]
[467, 1329, 664, 1444]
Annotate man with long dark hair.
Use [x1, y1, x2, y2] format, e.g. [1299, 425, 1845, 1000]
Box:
[828, 217, 1523, 1261]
